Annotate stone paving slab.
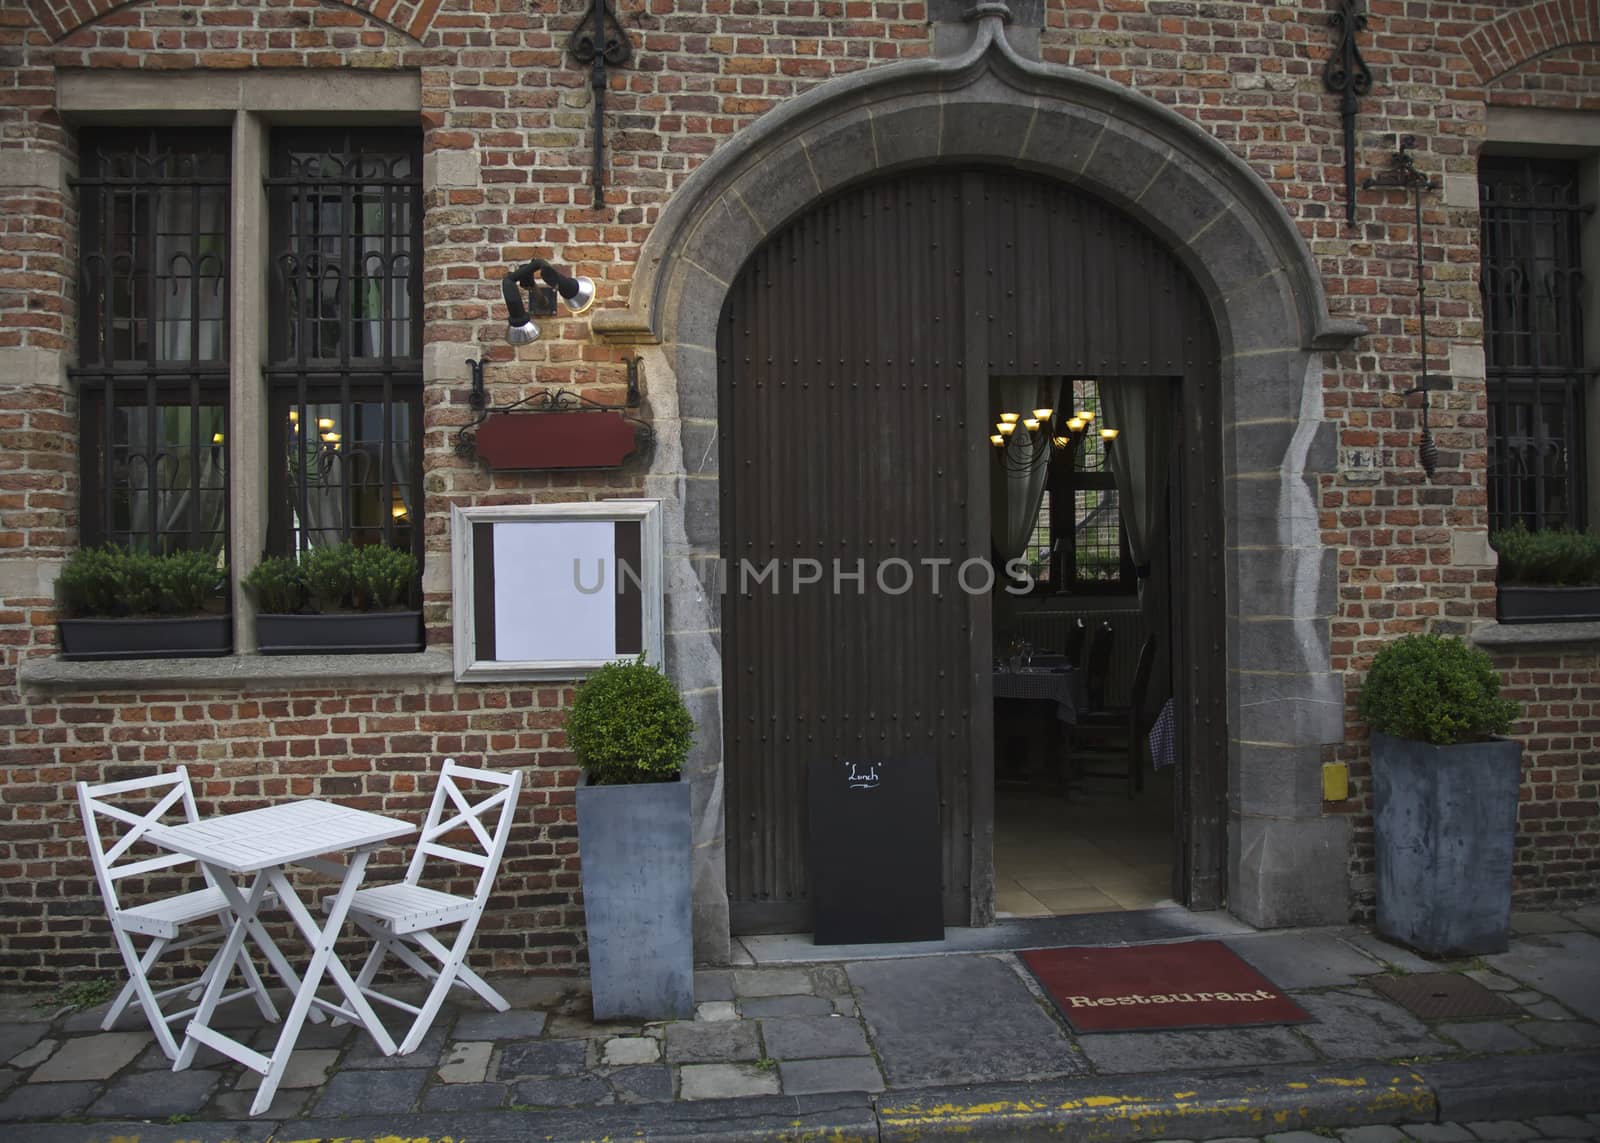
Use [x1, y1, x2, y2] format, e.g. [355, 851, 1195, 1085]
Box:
[663, 1019, 760, 1063]
[312, 1068, 430, 1115]
[0, 1025, 49, 1065]
[511, 1072, 611, 1107]
[234, 1047, 339, 1090]
[419, 1080, 507, 1111]
[1075, 1024, 1316, 1074]
[1223, 932, 1390, 989]
[451, 1009, 548, 1040]
[87, 1067, 221, 1118]
[778, 1055, 885, 1094]
[26, 1031, 147, 1082]
[679, 1061, 780, 1100]
[341, 1021, 446, 1068]
[1294, 990, 1450, 1060]
[1438, 1022, 1538, 1054]
[498, 1038, 588, 1077]
[848, 954, 1083, 1087]
[609, 1064, 674, 1102]
[437, 1038, 493, 1082]
[1487, 934, 1600, 1022]
[739, 994, 834, 1018]
[729, 968, 813, 998]
[0, 1080, 100, 1123]
[758, 1015, 871, 1059]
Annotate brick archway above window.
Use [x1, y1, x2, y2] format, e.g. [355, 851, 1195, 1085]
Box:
[1463, 0, 1600, 86]
[30, 0, 440, 44]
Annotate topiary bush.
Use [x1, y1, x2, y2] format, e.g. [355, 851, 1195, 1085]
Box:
[351, 544, 419, 610]
[300, 542, 356, 612]
[564, 657, 693, 785]
[1490, 521, 1600, 586]
[156, 548, 227, 614]
[1358, 633, 1519, 746]
[57, 545, 226, 617]
[242, 554, 306, 615]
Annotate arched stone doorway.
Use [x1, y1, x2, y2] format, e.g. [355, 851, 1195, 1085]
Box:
[597, 12, 1363, 961]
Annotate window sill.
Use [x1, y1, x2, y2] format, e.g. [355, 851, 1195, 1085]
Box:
[1470, 620, 1600, 653]
[19, 648, 455, 693]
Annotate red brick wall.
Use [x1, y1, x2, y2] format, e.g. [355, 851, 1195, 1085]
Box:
[2, 1, 1598, 984]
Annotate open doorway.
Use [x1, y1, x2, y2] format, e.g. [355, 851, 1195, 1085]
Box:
[989, 375, 1179, 918]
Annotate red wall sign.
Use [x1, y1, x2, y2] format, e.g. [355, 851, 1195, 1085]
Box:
[474, 412, 641, 471]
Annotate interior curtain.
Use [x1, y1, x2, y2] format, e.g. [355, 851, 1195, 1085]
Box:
[125, 181, 228, 551]
[989, 376, 1062, 562]
[1103, 377, 1174, 713]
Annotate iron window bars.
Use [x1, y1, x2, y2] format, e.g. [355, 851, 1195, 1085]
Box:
[265, 128, 424, 561]
[1479, 156, 1589, 532]
[72, 128, 232, 558]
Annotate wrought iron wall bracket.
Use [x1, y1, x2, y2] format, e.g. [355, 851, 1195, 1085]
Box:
[1324, 0, 1372, 225]
[569, 0, 633, 209]
[456, 358, 653, 464]
[1365, 137, 1448, 478]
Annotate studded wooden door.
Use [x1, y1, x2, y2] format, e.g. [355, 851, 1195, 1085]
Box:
[719, 169, 1225, 933]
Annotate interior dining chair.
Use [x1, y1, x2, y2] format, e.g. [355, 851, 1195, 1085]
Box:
[76, 767, 290, 1059]
[1062, 617, 1089, 668]
[1081, 620, 1116, 709]
[1071, 635, 1157, 799]
[338, 758, 523, 1055]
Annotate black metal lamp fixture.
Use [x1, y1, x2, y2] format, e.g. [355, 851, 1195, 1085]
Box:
[1364, 136, 1452, 479]
[1324, 0, 1372, 225]
[501, 259, 596, 345]
[990, 405, 1117, 474]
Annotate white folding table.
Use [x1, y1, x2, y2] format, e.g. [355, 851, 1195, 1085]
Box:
[147, 800, 415, 1116]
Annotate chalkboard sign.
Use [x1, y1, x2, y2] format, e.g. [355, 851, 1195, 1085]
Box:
[808, 756, 944, 945]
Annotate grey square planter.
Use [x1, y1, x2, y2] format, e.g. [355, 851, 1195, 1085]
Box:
[58, 615, 232, 661]
[1371, 731, 1524, 956]
[575, 775, 694, 1021]
[1496, 584, 1600, 624]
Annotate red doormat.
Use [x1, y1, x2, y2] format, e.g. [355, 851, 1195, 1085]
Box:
[1019, 940, 1314, 1033]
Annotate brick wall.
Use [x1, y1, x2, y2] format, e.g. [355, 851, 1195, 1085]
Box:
[2, 1, 1598, 985]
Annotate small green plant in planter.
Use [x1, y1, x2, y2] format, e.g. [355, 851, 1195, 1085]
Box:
[1359, 632, 1523, 956]
[565, 657, 694, 785]
[1489, 523, 1600, 623]
[56, 545, 230, 660]
[565, 656, 696, 1021]
[1358, 633, 1518, 746]
[246, 542, 423, 655]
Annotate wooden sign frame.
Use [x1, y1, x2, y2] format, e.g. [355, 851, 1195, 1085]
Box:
[450, 500, 664, 682]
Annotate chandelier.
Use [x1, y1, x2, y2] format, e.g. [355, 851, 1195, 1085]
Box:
[990, 406, 1118, 474]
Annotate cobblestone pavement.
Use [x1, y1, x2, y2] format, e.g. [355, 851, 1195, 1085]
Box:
[0, 909, 1596, 1140]
[1159, 1119, 1600, 1143]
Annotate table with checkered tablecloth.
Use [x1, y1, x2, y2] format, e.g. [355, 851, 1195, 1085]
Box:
[992, 668, 1085, 723]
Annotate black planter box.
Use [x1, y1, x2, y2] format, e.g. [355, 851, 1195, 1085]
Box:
[256, 611, 424, 655]
[1497, 584, 1600, 624]
[58, 615, 232, 661]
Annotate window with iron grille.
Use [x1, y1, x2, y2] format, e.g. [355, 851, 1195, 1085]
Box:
[1479, 156, 1589, 532]
[266, 128, 423, 559]
[72, 128, 231, 558]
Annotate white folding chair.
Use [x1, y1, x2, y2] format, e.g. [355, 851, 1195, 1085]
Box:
[76, 767, 302, 1058]
[339, 759, 522, 1055]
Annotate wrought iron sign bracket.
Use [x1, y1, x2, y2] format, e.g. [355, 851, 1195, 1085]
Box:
[1324, 0, 1372, 225]
[1365, 137, 1451, 479]
[569, 0, 633, 210]
[456, 357, 653, 469]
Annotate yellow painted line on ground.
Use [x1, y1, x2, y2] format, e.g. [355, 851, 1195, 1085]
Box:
[879, 1071, 1434, 1135]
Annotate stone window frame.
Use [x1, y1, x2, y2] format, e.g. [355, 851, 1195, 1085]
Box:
[26, 71, 457, 691]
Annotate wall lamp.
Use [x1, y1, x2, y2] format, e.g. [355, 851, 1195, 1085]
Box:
[501, 259, 596, 345]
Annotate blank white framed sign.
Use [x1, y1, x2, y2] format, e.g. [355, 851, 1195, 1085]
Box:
[451, 500, 664, 682]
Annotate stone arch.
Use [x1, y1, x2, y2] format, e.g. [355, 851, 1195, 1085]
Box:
[30, 0, 436, 44]
[1464, 0, 1600, 86]
[634, 14, 1365, 959]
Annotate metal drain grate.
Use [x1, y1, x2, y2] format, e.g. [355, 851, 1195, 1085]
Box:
[1371, 973, 1521, 1020]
